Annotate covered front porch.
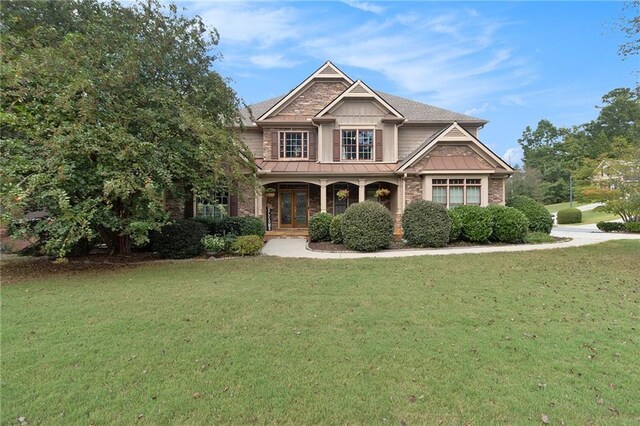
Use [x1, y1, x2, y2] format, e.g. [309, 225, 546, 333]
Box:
[259, 177, 401, 234]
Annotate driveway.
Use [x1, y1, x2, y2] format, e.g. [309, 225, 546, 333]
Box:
[261, 224, 640, 259]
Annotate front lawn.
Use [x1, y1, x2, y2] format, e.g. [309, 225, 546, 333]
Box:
[2, 241, 640, 424]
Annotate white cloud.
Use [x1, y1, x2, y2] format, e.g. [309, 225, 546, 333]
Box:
[502, 147, 523, 166]
[465, 103, 491, 116]
[249, 54, 300, 69]
[342, 0, 385, 14]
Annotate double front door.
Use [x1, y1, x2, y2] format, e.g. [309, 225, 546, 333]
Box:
[280, 188, 308, 228]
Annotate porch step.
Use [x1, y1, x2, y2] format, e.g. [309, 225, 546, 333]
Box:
[265, 229, 309, 240]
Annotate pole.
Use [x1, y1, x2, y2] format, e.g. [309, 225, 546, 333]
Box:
[569, 175, 573, 208]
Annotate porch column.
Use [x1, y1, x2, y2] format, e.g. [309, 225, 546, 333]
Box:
[256, 190, 263, 218]
[358, 179, 366, 202]
[320, 179, 327, 213]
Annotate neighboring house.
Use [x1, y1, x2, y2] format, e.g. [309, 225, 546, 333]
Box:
[184, 61, 514, 233]
[592, 159, 640, 189]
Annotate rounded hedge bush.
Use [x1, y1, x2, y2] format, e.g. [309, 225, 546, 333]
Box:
[309, 212, 333, 242]
[487, 205, 529, 243]
[401, 200, 451, 247]
[596, 221, 625, 232]
[230, 235, 264, 256]
[556, 208, 582, 224]
[151, 219, 207, 259]
[448, 208, 463, 242]
[507, 196, 553, 234]
[625, 221, 640, 233]
[195, 216, 266, 237]
[453, 205, 493, 243]
[341, 201, 394, 252]
[330, 214, 344, 244]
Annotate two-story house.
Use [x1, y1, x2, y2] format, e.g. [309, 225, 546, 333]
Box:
[194, 61, 514, 233]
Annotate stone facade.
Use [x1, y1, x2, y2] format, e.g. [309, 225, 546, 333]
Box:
[489, 178, 505, 205]
[404, 176, 422, 206]
[278, 81, 348, 117]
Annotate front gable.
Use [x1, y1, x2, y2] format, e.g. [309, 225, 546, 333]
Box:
[315, 80, 404, 120]
[397, 122, 513, 174]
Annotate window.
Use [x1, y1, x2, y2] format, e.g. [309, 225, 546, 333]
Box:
[279, 131, 308, 159]
[196, 192, 229, 219]
[334, 184, 350, 215]
[341, 129, 374, 160]
[431, 179, 482, 208]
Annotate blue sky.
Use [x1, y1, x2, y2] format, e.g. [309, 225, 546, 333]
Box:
[182, 1, 637, 166]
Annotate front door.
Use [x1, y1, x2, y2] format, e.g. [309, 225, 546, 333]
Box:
[279, 189, 308, 228]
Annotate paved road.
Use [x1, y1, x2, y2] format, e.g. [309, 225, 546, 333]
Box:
[261, 224, 640, 259]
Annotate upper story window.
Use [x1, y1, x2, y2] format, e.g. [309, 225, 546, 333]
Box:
[432, 178, 481, 208]
[279, 131, 308, 159]
[342, 129, 374, 161]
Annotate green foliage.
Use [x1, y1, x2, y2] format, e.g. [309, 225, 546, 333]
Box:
[329, 214, 344, 244]
[582, 179, 640, 223]
[341, 201, 393, 252]
[451, 205, 493, 243]
[202, 235, 225, 253]
[0, 0, 256, 257]
[596, 221, 626, 232]
[506, 167, 545, 202]
[151, 219, 206, 259]
[507, 196, 554, 234]
[524, 232, 556, 244]
[448, 208, 463, 242]
[401, 200, 451, 248]
[624, 221, 640, 233]
[197, 216, 266, 238]
[235, 216, 266, 238]
[556, 208, 582, 224]
[487, 205, 529, 243]
[230, 235, 264, 256]
[308, 212, 333, 242]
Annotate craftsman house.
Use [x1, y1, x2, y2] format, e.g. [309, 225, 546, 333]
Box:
[194, 61, 514, 233]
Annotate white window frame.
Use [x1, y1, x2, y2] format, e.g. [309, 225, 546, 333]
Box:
[196, 191, 229, 219]
[279, 131, 309, 160]
[341, 128, 374, 161]
[431, 178, 482, 208]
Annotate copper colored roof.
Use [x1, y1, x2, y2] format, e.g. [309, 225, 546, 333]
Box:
[421, 155, 492, 171]
[256, 160, 396, 174]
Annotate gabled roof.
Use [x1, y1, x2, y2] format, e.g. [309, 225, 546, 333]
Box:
[315, 80, 404, 119]
[256, 61, 353, 121]
[397, 122, 514, 173]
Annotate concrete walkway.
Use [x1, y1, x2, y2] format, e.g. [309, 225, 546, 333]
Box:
[261, 224, 640, 259]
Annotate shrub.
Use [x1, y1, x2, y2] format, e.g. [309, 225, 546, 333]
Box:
[448, 208, 463, 242]
[151, 219, 207, 259]
[556, 208, 582, 224]
[197, 216, 266, 237]
[309, 212, 333, 242]
[341, 201, 394, 252]
[230, 235, 264, 256]
[507, 196, 553, 234]
[330, 214, 344, 244]
[596, 221, 625, 232]
[487, 205, 529, 243]
[525, 231, 556, 244]
[401, 200, 451, 247]
[624, 222, 640, 233]
[202, 235, 226, 253]
[452, 205, 493, 243]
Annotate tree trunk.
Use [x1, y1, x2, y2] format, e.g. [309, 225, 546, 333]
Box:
[115, 234, 131, 255]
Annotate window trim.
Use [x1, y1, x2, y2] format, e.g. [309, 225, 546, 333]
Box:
[196, 191, 230, 219]
[279, 131, 309, 160]
[340, 128, 375, 161]
[431, 178, 482, 208]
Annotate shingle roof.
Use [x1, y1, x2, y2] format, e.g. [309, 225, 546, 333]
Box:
[239, 91, 485, 126]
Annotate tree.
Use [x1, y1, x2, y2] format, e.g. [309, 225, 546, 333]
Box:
[0, 0, 256, 257]
[505, 166, 544, 202]
[582, 157, 640, 222]
[618, 1, 640, 59]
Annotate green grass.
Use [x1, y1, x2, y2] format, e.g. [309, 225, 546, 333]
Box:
[545, 201, 587, 213]
[525, 231, 556, 243]
[3, 241, 640, 424]
[581, 209, 619, 225]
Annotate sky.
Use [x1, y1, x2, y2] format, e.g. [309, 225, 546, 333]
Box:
[180, 1, 638, 166]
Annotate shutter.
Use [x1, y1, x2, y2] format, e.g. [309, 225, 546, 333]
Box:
[333, 129, 341, 162]
[271, 131, 278, 160]
[309, 130, 317, 161]
[229, 194, 238, 217]
[375, 129, 383, 161]
[183, 191, 194, 218]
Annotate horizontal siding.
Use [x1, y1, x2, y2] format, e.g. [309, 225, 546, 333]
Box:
[397, 127, 443, 160]
[242, 130, 263, 157]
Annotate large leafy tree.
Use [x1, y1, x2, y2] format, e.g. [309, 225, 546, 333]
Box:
[1, 0, 256, 257]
